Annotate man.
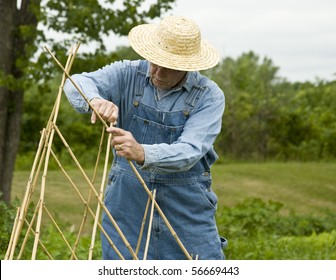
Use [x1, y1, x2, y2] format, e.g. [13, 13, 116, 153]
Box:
[64, 15, 226, 260]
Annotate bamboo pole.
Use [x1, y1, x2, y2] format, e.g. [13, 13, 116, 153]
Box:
[89, 126, 112, 260]
[17, 200, 41, 259]
[4, 207, 20, 259]
[70, 202, 89, 260]
[7, 127, 48, 259]
[24, 219, 54, 260]
[43, 205, 78, 260]
[8, 44, 80, 260]
[70, 126, 105, 260]
[31, 45, 77, 260]
[91, 125, 106, 181]
[129, 163, 192, 260]
[135, 196, 151, 255]
[5, 43, 118, 260]
[16, 201, 55, 260]
[9, 120, 58, 259]
[44, 46, 109, 129]
[143, 189, 156, 260]
[31, 137, 54, 259]
[50, 147, 124, 259]
[52, 123, 137, 259]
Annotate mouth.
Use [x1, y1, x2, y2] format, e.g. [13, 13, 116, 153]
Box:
[153, 76, 163, 82]
[152, 76, 165, 85]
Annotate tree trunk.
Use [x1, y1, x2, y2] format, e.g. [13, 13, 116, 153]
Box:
[0, 1, 17, 204]
[0, 0, 38, 205]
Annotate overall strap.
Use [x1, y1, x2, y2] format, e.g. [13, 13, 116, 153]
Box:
[184, 74, 208, 114]
[133, 60, 148, 104]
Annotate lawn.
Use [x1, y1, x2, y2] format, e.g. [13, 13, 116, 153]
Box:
[12, 162, 336, 224]
[8, 161, 336, 260]
[211, 162, 336, 215]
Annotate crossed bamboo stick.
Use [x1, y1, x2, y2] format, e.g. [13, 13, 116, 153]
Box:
[5, 43, 193, 260]
[5, 44, 80, 259]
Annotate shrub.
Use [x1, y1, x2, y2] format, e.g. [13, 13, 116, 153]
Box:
[0, 199, 19, 259]
[217, 198, 336, 260]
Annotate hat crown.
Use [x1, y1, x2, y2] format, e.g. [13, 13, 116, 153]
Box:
[154, 16, 201, 56]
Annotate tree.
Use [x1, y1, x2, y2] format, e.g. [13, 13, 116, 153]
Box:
[0, 0, 176, 204]
[205, 51, 282, 160]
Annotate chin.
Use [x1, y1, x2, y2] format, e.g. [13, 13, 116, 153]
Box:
[154, 82, 167, 89]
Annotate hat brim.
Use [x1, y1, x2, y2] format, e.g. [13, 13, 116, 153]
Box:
[128, 24, 220, 71]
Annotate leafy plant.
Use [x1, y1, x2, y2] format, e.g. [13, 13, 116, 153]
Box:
[217, 198, 336, 260]
[0, 198, 19, 259]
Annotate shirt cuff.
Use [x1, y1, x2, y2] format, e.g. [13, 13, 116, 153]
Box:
[140, 144, 159, 171]
[85, 94, 102, 112]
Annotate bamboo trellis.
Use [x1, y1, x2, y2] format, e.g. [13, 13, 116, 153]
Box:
[5, 43, 194, 260]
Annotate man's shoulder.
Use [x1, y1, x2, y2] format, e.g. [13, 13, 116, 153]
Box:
[120, 59, 148, 69]
[191, 72, 224, 98]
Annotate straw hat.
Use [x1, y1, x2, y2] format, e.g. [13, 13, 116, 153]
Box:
[128, 16, 220, 71]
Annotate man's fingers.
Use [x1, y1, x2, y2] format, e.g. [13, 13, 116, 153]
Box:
[107, 126, 125, 136]
[90, 98, 118, 124]
[91, 111, 97, 124]
[110, 110, 119, 124]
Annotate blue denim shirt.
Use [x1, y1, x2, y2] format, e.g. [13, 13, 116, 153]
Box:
[63, 60, 225, 173]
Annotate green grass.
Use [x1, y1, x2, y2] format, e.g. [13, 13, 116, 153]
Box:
[12, 162, 336, 223]
[211, 162, 336, 215]
[8, 161, 336, 260]
[12, 166, 105, 233]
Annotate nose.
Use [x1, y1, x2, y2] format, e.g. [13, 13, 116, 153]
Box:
[155, 65, 166, 76]
[152, 63, 168, 75]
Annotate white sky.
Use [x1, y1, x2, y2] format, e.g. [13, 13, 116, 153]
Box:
[172, 0, 336, 82]
[21, 0, 335, 82]
[107, 0, 336, 82]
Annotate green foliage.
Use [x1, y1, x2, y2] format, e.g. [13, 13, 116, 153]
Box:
[0, 198, 19, 258]
[204, 52, 336, 161]
[43, 0, 176, 42]
[224, 231, 336, 260]
[218, 198, 336, 238]
[14, 2, 336, 165]
[0, 197, 101, 260]
[70, 46, 142, 75]
[18, 74, 108, 170]
[217, 198, 336, 259]
[34, 0, 176, 82]
[2, 197, 335, 259]
[278, 231, 336, 259]
[17, 45, 144, 170]
[3, 0, 176, 106]
[21, 225, 102, 260]
[19, 49, 336, 166]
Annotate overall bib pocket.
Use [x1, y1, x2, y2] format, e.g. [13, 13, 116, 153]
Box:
[129, 115, 185, 145]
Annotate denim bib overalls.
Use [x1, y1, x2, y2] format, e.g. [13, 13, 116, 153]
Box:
[101, 61, 225, 260]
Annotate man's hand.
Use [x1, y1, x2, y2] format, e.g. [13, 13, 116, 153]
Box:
[90, 98, 119, 125]
[107, 126, 145, 164]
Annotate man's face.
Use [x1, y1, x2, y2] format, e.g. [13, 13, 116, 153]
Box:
[150, 63, 186, 90]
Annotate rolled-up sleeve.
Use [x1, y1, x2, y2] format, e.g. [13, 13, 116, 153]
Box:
[63, 61, 133, 113]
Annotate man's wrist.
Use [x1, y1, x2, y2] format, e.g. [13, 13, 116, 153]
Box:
[136, 145, 145, 166]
